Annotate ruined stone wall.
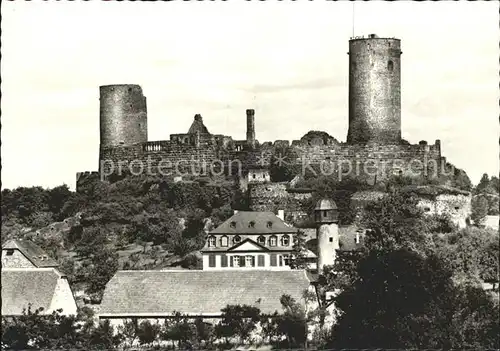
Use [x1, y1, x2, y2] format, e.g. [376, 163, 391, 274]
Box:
[91, 137, 442, 190]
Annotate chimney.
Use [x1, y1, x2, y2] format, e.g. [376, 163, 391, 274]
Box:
[277, 210, 284, 221]
[234, 210, 239, 215]
[246, 109, 255, 148]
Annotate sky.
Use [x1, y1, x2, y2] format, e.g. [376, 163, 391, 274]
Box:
[1, 1, 498, 190]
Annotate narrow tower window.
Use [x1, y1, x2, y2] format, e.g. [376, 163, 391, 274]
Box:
[388, 60, 394, 71]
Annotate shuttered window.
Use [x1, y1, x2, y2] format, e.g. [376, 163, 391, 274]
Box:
[258, 255, 265, 267]
[209, 254, 216, 267]
[270, 254, 277, 266]
[240, 255, 246, 267]
[221, 255, 228, 267]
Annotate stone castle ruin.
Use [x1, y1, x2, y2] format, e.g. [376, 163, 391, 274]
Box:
[77, 35, 449, 192]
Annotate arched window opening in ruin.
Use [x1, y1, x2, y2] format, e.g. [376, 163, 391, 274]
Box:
[454, 206, 460, 210]
[388, 60, 394, 71]
[424, 207, 431, 212]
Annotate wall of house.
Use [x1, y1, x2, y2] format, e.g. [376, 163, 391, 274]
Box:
[1, 250, 35, 268]
[48, 277, 78, 316]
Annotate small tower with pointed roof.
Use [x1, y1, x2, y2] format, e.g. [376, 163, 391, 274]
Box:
[314, 199, 340, 274]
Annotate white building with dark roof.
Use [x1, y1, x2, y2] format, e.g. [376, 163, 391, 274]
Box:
[201, 211, 308, 270]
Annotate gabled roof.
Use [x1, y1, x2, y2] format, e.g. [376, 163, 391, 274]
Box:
[188, 114, 210, 134]
[1, 268, 63, 315]
[99, 270, 312, 316]
[2, 239, 59, 268]
[211, 211, 297, 235]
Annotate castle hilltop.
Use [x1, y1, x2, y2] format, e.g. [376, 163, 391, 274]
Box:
[77, 34, 449, 190]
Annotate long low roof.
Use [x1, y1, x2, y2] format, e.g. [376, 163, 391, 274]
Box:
[1, 268, 62, 316]
[99, 270, 312, 317]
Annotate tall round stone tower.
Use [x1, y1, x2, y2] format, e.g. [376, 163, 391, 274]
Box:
[314, 199, 340, 274]
[99, 84, 148, 148]
[347, 34, 402, 144]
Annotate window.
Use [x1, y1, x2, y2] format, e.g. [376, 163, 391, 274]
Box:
[232, 256, 240, 267]
[355, 233, 360, 244]
[267, 221, 273, 229]
[230, 221, 236, 228]
[281, 235, 290, 246]
[279, 255, 283, 266]
[220, 236, 228, 247]
[249, 221, 255, 228]
[258, 255, 265, 267]
[6, 249, 14, 256]
[270, 254, 277, 267]
[208, 236, 216, 247]
[388, 60, 394, 71]
[233, 235, 241, 244]
[221, 255, 228, 267]
[329, 237, 333, 243]
[246, 256, 255, 267]
[454, 206, 460, 210]
[252, 174, 256, 179]
[208, 255, 216, 267]
[424, 207, 431, 212]
[323, 210, 327, 217]
[269, 235, 277, 247]
[257, 236, 266, 245]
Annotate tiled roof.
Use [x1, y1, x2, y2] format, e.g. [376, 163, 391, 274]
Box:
[210, 211, 297, 235]
[99, 270, 312, 316]
[2, 239, 59, 268]
[1, 268, 61, 315]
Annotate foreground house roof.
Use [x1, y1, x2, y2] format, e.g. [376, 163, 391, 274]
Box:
[210, 211, 297, 235]
[99, 270, 312, 317]
[2, 239, 59, 268]
[1, 268, 75, 316]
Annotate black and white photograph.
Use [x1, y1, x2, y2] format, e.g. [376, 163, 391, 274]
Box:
[1, 1, 499, 350]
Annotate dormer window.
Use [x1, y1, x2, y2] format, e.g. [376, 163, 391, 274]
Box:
[269, 235, 277, 247]
[257, 235, 266, 245]
[281, 235, 290, 246]
[233, 235, 241, 244]
[208, 236, 216, 247]
[230, 221, 236, 228]
[267, 221, 273, 229]
[249, 221, 256, 228]
[220, 236, 228, 247]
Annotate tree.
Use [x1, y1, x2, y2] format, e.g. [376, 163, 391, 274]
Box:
[163, 312, 196, 348]
[475, 173, 491, 194]
[276, 294, 308, 349]
[471, 195, 489, 227]
[118, 318, 139, 347]
[326, 249, 499, 350]
[85, 248, 119, 300]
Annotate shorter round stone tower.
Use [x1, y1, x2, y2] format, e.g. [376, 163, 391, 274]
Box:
[99, 84, 148, 148]
[314, 198, 340, 274]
